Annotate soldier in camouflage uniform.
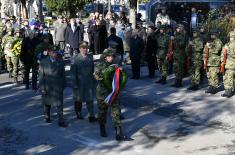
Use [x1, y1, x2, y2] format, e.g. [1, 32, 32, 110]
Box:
[2, 28, 15, 79]
[199, 25, 209, 83]
[204, 29, 223, 94]
[171, 24, 188, 87]
[94, 48, 127, 141]
[12, 27, 24, 82]
[186, 29, 204, 90]
[0, 18, 7, 72]
[155, 25, 169, 84]
[220, 31, 235, 98]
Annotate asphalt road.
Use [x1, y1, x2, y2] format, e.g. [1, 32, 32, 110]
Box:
[1, 64, 235, 155]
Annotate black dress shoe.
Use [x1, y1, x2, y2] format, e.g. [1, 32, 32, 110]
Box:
[45, 118, 51, 123]
[58, 122, 68, 128]
[88, 116, 97, 122]
[76, 113, 84, 120]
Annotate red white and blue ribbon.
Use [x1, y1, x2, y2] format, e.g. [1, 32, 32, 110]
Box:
[105, 66, 121, 106]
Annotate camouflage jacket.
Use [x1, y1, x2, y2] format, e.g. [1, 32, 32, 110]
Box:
[156, 33, 169, 58]
[173, 32, 187, 62]
[94, 60, 112, 100]
[186, 37, 204, 65]
[204, 38, 223, 67]
[221, 41, 235, 69]
[2, 34, 15, 57]
[0, 23, 6, 38]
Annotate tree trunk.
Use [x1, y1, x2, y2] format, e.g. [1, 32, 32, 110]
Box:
[21, 0, 28, 19]
[129, 0, 137, 29]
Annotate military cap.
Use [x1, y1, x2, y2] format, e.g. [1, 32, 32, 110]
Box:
[210, 29, 218, 35]
[6, 27, 13, 33]
[161, 6, 167, 10]
[9, 16, 16, 20]
[229, 31, 235, 38]
[14, 27, 21, 33]
[159, 25, 166, 30]
[103, 48, 115, 57]
[192, 28, 199, 33]
[79, 41, 89, 48]
[177, 24, 184, 28]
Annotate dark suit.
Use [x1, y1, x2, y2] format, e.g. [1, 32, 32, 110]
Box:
[65, 24, 81, 56]
[130, 36, 144, 79]
[20, 36, 41, 88]
[145, 32, 157, 77]
[92, 25, 107, 54]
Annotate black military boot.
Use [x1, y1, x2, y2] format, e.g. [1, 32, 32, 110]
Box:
[205, 86, 218, 94]
[100, 124, 107, 137]
[188, 84, 199, 91]
[155, 78, 163, 84]
[205, 86, 212, 93]
[161, 76, 167, 85]
[8, 72, 12, 78]
[13, 77, 19, 83]
[193, 85, 199, 90]
[58, 121, 68, 128]
[221, 89, 233, 98]
[115, 126, 128, 141]
[74, 102, 84, 119]
[25, 83, 30, 89]
[120, 115, 125, 120]
[171, 79, 182, 88]
[44, 105, 51, 123]
[88, 116, 97, 123]
[210, 87, 219, 94]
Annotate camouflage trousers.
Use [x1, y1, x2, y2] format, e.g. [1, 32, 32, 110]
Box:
[207, 67, 220, 87]
[5, 56, 19, 77]
[173, 60, 184, 80]
[125, 51, 131, 64]
[97, 99, 121, 127]
[190, 66, 201, 85]
[223, 69, 235, 90]
[157, 57, 168, 77]
[5, 56, 24, 78]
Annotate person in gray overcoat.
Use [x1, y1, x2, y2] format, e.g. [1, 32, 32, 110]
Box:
[39, 47, 67, 127]
[71, 41, 97, 122]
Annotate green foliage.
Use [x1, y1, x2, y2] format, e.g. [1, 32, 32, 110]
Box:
[137, 0, 149, 3]
[45, 0, 90, 17]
